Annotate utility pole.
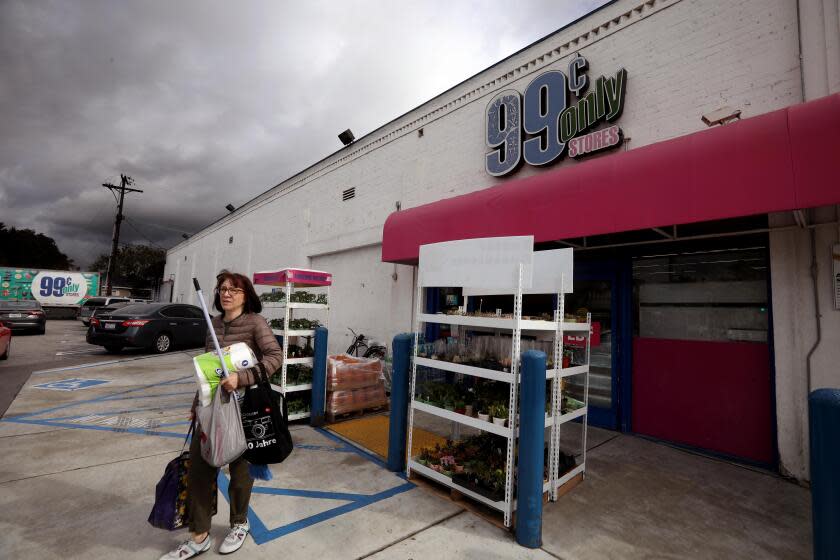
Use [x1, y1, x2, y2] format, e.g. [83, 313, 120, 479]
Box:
[102, 174, 143, 296]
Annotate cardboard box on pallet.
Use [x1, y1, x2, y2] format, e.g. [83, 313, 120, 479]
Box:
[327, 354, 383, 391]
[326, 354, 387, 415]
[327, 385, 388, 416]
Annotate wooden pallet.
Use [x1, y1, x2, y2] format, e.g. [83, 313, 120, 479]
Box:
[408, 470, 509, 530]
[326, 401, 390, 424]
[408, 469, 584, 530]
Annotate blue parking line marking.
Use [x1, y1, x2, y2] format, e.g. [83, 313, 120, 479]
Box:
[9, 375, 192, 419]
[250, 487, 371, 502]
[2, 416, 188, 439]
[218, 472, 416, 546]
[32, 378, 111, 392]
[38, 404, 189, 422]
[157, 421, 191, 428]
[98, 390, 196, 402]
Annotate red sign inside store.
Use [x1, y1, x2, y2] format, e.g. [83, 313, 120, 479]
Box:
[564, 321, 600, 348]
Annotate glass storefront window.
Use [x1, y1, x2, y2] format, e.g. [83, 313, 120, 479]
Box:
[632, 247, 768, 342]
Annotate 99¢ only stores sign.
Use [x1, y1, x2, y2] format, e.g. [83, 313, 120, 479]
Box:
[485, 54, 627, 176]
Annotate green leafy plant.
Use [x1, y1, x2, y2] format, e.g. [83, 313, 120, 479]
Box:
[489, 403, 508, 420]
[268, 317, 322, 331]
[260, 291, 286, 303]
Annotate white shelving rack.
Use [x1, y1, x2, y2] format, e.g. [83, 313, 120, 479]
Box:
[405, 237, 590, 527]
[253, 268, 331, 422]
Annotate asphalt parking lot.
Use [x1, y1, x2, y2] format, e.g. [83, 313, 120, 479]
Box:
[0, 319, 159, 417]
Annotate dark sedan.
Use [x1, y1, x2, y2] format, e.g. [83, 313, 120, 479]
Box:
[87, 303, 207, 353]
[0, 300, 46, 334]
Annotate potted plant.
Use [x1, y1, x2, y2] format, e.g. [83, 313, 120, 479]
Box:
[454, 399, 466, 415]
[562, 348, 573, 369]
[477, 407, 490, 422]
[490, 403, 508, 426]
[440, 455, 456, 478]
[464, 402, 475, 417]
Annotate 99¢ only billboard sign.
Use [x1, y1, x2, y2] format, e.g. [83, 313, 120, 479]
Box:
[0, 268, 99, 306]
[485, 54, 627, 177]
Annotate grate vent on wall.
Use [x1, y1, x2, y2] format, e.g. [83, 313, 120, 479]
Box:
[342, 187, 356, 201]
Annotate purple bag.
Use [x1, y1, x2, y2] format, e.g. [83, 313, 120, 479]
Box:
[148, 421, 216, 530]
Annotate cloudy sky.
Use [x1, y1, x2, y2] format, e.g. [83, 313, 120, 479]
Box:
[1, 0, 608, 269]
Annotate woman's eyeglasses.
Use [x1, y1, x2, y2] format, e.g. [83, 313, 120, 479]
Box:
[216, 287, 244, 296]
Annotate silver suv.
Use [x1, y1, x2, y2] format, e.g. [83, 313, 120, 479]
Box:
[77, 297, 134, 326]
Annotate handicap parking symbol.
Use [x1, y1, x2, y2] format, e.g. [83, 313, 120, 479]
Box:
[33, 378, 111, 392]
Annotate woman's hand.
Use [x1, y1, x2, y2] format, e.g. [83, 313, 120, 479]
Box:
[220, 372, 239, 392]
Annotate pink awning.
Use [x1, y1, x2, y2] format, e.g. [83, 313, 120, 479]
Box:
[382, 93, 840, 264]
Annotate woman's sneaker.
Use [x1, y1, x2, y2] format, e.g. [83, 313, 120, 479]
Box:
[219, 522, 250, 554]
[159, 535, 213, 560]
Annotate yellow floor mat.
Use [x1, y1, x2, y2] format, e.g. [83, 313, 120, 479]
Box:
[327, 414, 447, 459]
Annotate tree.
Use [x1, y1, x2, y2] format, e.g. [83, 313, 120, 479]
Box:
[90, 244, 166, 295]
[0, 223, 75, 269]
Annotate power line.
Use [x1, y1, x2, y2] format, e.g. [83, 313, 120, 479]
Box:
[123, 217, 166, 250]
[125, 217, 191, 236]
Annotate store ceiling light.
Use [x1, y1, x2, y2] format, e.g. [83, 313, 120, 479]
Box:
[701, 106, 741, 127]
[338, 129, 355, 146]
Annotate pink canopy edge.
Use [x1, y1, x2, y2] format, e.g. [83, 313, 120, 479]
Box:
[382, 93, 840, 264]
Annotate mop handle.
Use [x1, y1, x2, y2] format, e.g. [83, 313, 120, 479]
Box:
[193, 278, 230, 379]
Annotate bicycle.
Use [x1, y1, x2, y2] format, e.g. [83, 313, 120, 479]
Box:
[346, 328, 387, 359]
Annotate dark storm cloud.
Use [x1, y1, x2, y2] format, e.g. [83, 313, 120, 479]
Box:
[0, 0, 607, 268]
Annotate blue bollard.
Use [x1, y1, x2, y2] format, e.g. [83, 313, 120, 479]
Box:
[387, 333, 413, 472]
[516, 350, 546, 548]
[309, 327, 328, 427]
[810, 388, 840, 560]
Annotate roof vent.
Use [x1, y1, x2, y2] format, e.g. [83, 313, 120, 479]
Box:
[342, 187, 356, 201]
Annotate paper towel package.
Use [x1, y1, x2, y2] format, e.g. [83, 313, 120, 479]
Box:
[193, 342, 257, 407]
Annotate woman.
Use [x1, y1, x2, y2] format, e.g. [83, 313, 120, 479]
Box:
[161, 270, 283, 559]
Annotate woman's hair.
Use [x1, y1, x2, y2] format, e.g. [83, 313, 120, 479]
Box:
[213, 269, 262, 314]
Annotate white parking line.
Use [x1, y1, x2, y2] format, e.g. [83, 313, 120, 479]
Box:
[54, 349, 100, 356]
[32, 351, 197, 375]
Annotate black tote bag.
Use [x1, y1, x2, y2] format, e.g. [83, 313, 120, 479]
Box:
[240, 366, 294, 464]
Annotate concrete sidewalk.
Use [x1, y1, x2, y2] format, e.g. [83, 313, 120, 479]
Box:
[0, 352, 812, 559]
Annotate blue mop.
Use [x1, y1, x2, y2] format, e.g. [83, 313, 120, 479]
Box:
[248, 463, 272, 481]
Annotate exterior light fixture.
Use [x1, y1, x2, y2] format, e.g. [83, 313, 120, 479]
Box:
[225, 203, 236, 212]
[338, 129, 355, 146]
[701, 106, 741, 127]
[181, 233, 189, 239]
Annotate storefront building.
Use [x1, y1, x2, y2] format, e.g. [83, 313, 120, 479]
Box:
[165, 0, 840, 482]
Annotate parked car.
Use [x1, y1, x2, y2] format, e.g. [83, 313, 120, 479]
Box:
[0, 324, 10, 359]
[0, 300, 46, 334]
[89, 301, 134, 322]
[86, 302, 207, 353]
[77, 297, 132, 326]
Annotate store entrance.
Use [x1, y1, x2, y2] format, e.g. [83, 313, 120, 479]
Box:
[568, 262, 623, 431]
